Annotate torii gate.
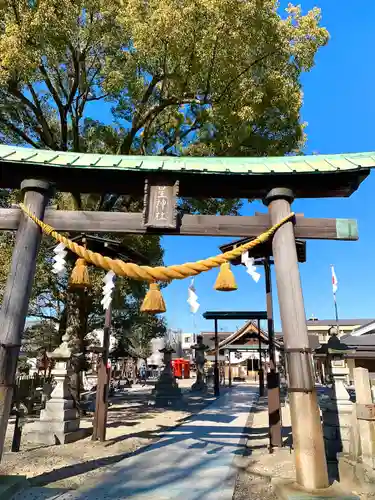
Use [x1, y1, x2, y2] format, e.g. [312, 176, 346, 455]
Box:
[0, 144, 373, 492]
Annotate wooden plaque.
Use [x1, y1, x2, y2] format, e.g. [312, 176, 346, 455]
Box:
[356, 403, 375, 421]
[143, 179, 179, 230]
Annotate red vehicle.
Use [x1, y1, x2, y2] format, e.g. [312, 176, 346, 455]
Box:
[172, 359, 190, 379]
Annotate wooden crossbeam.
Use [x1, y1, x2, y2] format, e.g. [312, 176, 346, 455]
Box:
[0, 208, 358, 241]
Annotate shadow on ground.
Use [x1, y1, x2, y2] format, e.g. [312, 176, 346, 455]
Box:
[28, 387, 259, 497]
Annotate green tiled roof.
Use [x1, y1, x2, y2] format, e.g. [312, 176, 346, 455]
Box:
[0, 145, 375, 175]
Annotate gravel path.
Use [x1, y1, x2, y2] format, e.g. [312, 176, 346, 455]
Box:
[233, 396, 375, 500]
[233, 397, 293, 500]
[1, 382, 218, 490]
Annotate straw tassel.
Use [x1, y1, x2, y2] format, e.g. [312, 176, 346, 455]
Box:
[214, 262, 237, 291]
[69, 258, 91, 289]
[140, 283, 166, 314]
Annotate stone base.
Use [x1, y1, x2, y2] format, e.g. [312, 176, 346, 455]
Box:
[338, 453, 375, 493]
[322, 403, 353, 460]
[25, 421, 92, 445]
[153, 373, 182, 406]
[191, 379, 207, 393]
[272, 478, 359, 500]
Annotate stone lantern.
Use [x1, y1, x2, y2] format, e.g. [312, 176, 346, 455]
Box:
[26, 332, 91, 444]
[153, 347, 181, 406]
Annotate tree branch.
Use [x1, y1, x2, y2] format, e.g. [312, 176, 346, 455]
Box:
[77, 67, 101, 118]
[182, 30, 198, 93]
[51, 65, 69, 100]
[0, 117, 41, 148]
[159, 120, 200, 155]
[86, 93, 108, 103]
[204, 33, 220, 102]
[215, 52, 277, 103]
[119, 75, 164, 154]
[160, 41, 169, 98]
[32, 314, 59, 322]
[8, 83, 57, 148]
[119, 94, 203, 155]
[39, 63, 68, 150]
[66, 45, 81, 113]
[28, 84, 59, 148]
[39, 63, 64, 112]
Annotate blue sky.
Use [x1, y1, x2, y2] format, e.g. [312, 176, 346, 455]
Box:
[162, 0, 375, 334]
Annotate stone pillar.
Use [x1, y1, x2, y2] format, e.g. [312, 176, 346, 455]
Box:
[353, 367, 375, 468]
[346, 358, 355, 386]
[321, 367, 353, 462]
[226, 349, 232, 388]
[338, 367, 375, 490]
[206, 365, 214, 389]
[191, 335, 208, 392]
[26, 333, 91, 444]
[153, 347, 181, 406]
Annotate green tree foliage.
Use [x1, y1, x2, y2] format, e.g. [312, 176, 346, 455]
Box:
[0, 1, 328, 356]
[0, 0, 328, 160]
[124, 316, 167, 365]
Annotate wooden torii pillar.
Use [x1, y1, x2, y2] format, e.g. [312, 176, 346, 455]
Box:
[264, 188, 329, 489]
[0, 179, 52, 458]
[219, 228, 307, 452]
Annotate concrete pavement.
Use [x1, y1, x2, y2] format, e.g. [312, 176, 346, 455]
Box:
[12, 385, 258, 500]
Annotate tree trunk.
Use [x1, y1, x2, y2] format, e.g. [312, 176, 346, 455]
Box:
[66, 289, 90, 413]
[57, 306, 68, 344]
[132, 358, 138, 382]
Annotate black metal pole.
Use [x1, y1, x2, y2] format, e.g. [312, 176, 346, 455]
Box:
[11, 384, 23, 453]
[264, 257, 282, 450]
[258, 319, 264, 396]
[214, 319, 220, 396]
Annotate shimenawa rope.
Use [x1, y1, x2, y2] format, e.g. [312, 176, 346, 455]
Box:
[19, 203, 295, 282]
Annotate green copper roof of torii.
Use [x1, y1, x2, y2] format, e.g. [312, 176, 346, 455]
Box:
[0, 144, 375, 175]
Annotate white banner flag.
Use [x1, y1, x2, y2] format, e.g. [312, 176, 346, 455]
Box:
[241, 251, 261, 282]
[331, 265, 338, 295]
[187, 279, 200, 314]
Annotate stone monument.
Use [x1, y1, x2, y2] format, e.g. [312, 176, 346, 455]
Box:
[25, 332, 91, 444]
[338, 367, 375, 492]
[153, 347, 181, 406]
[321, 331, 354, 463]
[191, 335, 208, 392]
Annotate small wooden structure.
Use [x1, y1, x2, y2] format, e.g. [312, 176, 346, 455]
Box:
[214, 322, 283, 375]
[209, 318, 283, 449]
[202, 311, 267, 397]
[0, 145, 373, 491]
